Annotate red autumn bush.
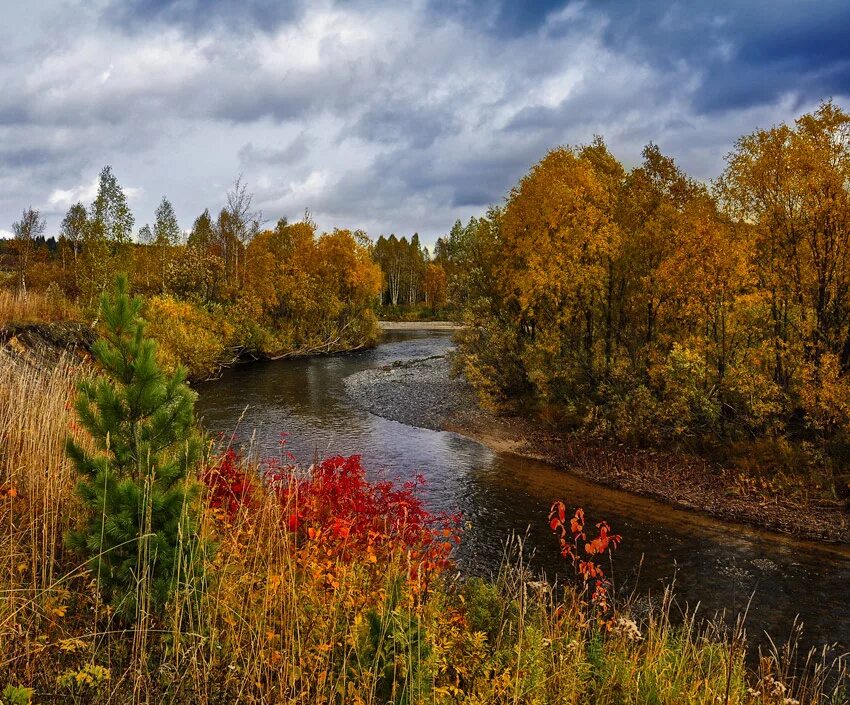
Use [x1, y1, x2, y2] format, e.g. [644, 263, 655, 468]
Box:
[200, 447, 255, 519]
[200, 440, 460, 577]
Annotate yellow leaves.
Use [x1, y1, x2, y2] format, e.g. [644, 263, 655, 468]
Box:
[423, 262, 448, 307]
[144, 295, 233, 379]
[58, 637, 88, 653]
[44, 588, 71, 621]
[243, 221, 381, 350]
[494, 142, 622, 402]
[434, 684, 465, 699]
[343, 682, 368, 705]
[799, 353, 850, 432]
[56, 663, 111, 691]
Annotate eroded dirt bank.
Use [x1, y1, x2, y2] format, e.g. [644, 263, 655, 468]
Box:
[345, 353, 850, 544]
[0, 322, 95, 367]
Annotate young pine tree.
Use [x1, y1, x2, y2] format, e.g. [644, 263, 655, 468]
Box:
[66, 274, 202, 619]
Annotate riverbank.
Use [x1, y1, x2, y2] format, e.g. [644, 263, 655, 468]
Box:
[0, 318, 377, 382]
[345, 353, 850, 544]
[0, 321, 95, 367]
[379, 320, 463, 330]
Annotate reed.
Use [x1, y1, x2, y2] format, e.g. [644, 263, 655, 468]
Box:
[0, 289, 79, 328]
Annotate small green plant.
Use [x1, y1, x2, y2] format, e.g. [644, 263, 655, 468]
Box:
[354, 578, 432, 705]
[1, 685, 34, 705]
[56, 664, 111, 703]
[65, 274, 202, 619]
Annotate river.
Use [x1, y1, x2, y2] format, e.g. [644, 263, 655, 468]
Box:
[195, 329, 850, 656]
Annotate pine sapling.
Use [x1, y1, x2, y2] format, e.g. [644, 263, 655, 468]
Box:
[65, 274, 202, 620]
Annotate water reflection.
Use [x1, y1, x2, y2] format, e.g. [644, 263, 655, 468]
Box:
[195, 330, 850, 655]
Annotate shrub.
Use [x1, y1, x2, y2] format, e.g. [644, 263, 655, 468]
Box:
[201, 445, 461, 582]
[144, 294, 233, 379]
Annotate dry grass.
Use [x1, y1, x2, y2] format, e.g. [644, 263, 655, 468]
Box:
[0, 288, 80, 328]
[0, 353, 847, 704]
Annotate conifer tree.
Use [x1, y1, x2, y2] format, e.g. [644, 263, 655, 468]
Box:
[66, 274, 202, 619]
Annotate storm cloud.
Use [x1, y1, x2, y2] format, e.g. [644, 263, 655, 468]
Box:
[1, 0, 848, 245]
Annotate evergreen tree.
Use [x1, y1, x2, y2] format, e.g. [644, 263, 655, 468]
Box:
[65, 274, 202, 619]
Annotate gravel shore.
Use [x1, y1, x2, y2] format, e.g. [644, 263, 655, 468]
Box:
[378, 320, 463, 331]
[344, 354, 481, 431]
[344, 350, 850, 544]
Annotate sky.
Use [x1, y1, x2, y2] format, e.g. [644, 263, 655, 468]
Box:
[1, 0, 849, 247]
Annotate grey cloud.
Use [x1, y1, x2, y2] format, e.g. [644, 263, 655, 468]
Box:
[238, 138, 311, 167]
[102, 0, 307, 35]
[0, 0, 848, 246]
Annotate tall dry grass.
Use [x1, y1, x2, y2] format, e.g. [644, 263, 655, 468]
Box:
[0, 351, 847, 703]
[0, 352, 87, 687]
[0, 288, 80, 328]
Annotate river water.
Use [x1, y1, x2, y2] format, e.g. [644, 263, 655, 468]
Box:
[195, 329, 850, 655]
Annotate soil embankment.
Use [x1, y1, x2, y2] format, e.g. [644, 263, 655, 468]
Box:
[0, 321, 95, 366]
[346, 351, 850, 544]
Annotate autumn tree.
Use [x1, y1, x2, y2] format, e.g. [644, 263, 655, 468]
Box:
[91, 166, 135, 248]
[373, 233, 430, 307]
[495, 142, 619, 400]
[452, 103, 850, 482]
[224, 176, 260, 289]
[76, 166, 136, 304]
[11, 207, 45, 293]
[187, 209, 215, 250]
[435, 213, 502, 310]
[152, 197, 182, 293]
[719, 101, 850, 386]
[423, 262, 447, 308]
[243, 220, 381, 353]
[60, 202, 87, 292]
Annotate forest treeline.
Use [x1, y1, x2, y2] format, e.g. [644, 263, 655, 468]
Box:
[0, 173, 383, 377]
[372, 233, 449, 313]
[440, 101, 850, 493]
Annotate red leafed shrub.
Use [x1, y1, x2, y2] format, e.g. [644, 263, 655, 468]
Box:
[267, 454, 460, 572]
[549, 501, 621, 612]
[200, 441, 461, 578]
[200, 447, 255, 519]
